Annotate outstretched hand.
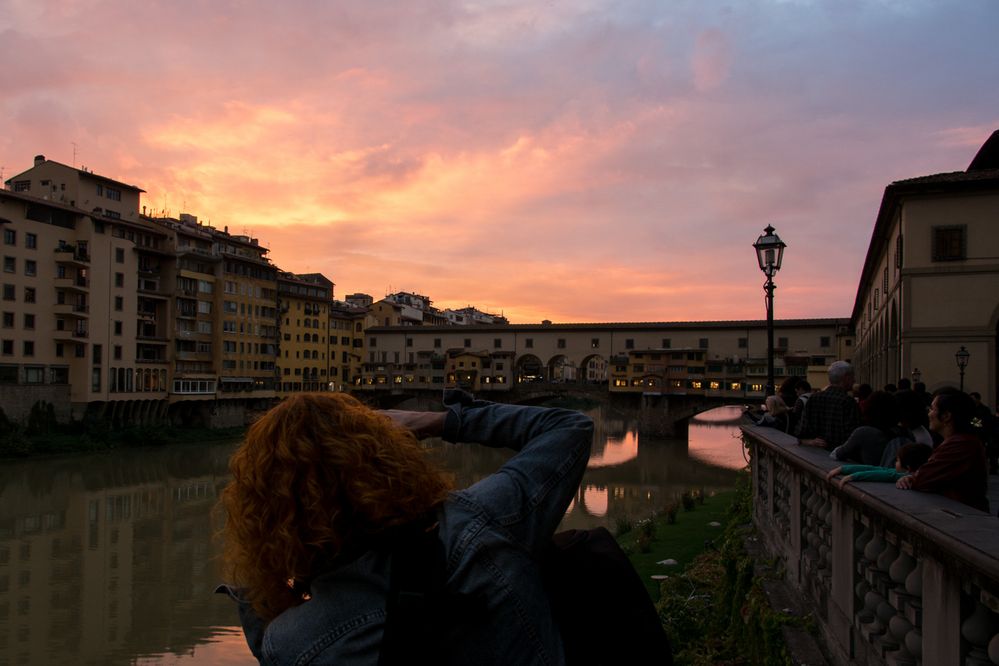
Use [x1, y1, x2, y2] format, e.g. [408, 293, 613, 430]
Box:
[380, 410, 446, 439]
[896, 476, 913, 490]
[825, 466, 843, 481]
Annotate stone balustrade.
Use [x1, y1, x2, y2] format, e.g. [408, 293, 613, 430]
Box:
[743, 425, 999, 666]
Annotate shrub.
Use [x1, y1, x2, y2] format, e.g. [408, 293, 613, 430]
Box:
[681, 491, 696, 511]
[614, 516, 634, 537]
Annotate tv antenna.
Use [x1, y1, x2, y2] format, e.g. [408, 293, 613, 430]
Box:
[72, 142, 78, 167]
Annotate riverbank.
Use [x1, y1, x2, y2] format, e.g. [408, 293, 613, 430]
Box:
[0, 418, 245, 458]
[618, 474, 820, 666]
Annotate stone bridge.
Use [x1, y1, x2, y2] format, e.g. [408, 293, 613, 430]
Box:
[360, 384, 748, 437]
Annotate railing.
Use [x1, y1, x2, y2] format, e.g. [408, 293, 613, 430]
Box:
[743, 426, 999, 666]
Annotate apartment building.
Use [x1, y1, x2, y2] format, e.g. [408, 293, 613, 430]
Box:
[1, 156, 174, 422]
[329, 300, 366, 390]
[216, 230, 279, 402]
[277, 272, 333, 395]
[2, 156, 285, 426]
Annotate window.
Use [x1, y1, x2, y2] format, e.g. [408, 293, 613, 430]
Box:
[24, 260, 36, 277]
[2, 312, 11, 327]
[93, 344, 102, 364]
[114, 345, 122, 360]
[625, 339, 634, 350]
[23, 288, 34, 304]
[883, 267, 888, 294]
[738, 337, 748, 348]
[23, 341, 34, 356]
[433, 338, 441, 348]
[494, 338, 502, 349]
[932, 225, 966, 262]
[557, 338, 566, 349]
[406, 338, 413, 347]
[2, 285, 13, 301]
[23, 314, 34, 330]
[2, 257, 13, 273]
[114, 321, 122, 335]
[12, 181, 29, 192]
[778, 337, 789, 348]
[1, 340, 11, 355]
[369, 337, 377, 347]
[464, 338, 471, 348]
[895, 234, 903, 269]
[92, 368, 101, 392]
[698, 338, 708, 349]
[25, 233, 37, 249]
[115, 248, 125, 263]
[114, 296, 123, 311]
[2, 229, 14, 245]
[661, 338, 670, 348]
[55, 343, 64, 357]
[106, 187, 122, 201]
[820, 336, 830, 347]
[525, 338, 533, 348]
[115, 273, 124, 288]
[24, 367, 44, 384]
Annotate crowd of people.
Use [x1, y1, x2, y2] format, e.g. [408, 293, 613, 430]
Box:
[747, 361, 996, 514]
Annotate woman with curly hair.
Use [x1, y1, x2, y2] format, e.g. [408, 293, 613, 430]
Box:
[219, 389, 594, 665]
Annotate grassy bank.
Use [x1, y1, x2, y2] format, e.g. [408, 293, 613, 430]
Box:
[615, 488, 738, 599]
[621, 473, 807, 666]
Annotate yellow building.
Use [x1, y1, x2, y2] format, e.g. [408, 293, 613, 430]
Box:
[277, 272, 333, 395]
[329, 301, 366, 390]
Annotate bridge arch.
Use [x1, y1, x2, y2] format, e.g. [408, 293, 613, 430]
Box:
[515, 354, 544, 382]
[579, 353, 608, 384]
[547, 354, 578, 382]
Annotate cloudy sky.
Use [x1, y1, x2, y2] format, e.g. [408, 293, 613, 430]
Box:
[2, 0, 997, 323]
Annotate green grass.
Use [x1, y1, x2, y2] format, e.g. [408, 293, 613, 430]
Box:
[617, 490, 738, 600]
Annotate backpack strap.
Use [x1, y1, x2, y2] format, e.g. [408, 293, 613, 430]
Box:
[377, 519, 446, 666]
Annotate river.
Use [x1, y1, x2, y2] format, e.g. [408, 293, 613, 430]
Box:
[0, 404, 747, 665]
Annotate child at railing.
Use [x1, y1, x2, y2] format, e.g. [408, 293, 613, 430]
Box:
[825, 443, 932, 490]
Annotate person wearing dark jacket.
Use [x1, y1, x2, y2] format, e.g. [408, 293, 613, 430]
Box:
[896, 388, 989, 513]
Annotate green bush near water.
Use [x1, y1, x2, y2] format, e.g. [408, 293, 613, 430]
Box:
[624, 473, 806, 666]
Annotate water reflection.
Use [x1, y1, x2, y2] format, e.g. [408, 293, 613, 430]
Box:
[0, 404, 745, 665]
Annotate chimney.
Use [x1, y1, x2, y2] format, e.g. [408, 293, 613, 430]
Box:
[34, 155, 45, 167]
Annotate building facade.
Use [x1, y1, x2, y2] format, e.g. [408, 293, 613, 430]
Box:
[851, 130, 999, 405]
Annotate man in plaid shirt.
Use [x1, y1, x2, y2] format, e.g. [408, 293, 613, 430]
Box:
[796, 361, 861, 451]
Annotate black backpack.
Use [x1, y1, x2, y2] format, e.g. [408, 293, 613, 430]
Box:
[377, 525, 673, 666]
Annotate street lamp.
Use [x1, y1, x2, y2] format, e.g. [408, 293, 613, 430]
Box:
[955, 346, 970, 392]
[911, 367, 921, 384]
[753, 225, 786, 397]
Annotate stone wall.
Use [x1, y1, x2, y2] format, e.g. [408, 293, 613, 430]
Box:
[0, 385, 72, 424]
[744, 425, 999, 665]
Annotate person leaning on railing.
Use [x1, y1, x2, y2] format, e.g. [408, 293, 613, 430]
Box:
[796, 361, 861, 451]
[895, 388, 990, 513]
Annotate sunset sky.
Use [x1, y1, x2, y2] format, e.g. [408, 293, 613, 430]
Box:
[2, 1, 997, 323]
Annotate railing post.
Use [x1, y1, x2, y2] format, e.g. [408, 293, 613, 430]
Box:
[788, 468, 802, 582]
[919, 554, 962, 664]
[829, 497, 855, 655]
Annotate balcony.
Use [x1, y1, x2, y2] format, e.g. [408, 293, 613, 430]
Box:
[54, 277, 89, 292]
[53, 303, 89, 318]
[54, 246, 90, 266]
[54, 327, 88, 340]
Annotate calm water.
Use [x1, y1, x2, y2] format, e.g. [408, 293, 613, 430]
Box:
[0, 404, 747, 666]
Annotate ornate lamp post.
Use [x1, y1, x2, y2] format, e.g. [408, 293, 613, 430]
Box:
[911, 367, 922, 384]
[955, 346, 970, 392]
[753, 225, 786, 397]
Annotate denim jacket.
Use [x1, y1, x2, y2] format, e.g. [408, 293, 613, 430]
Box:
[221, 391, 594, 665]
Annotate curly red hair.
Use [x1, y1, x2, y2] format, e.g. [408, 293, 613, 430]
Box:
[221, 392, 453, 621]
